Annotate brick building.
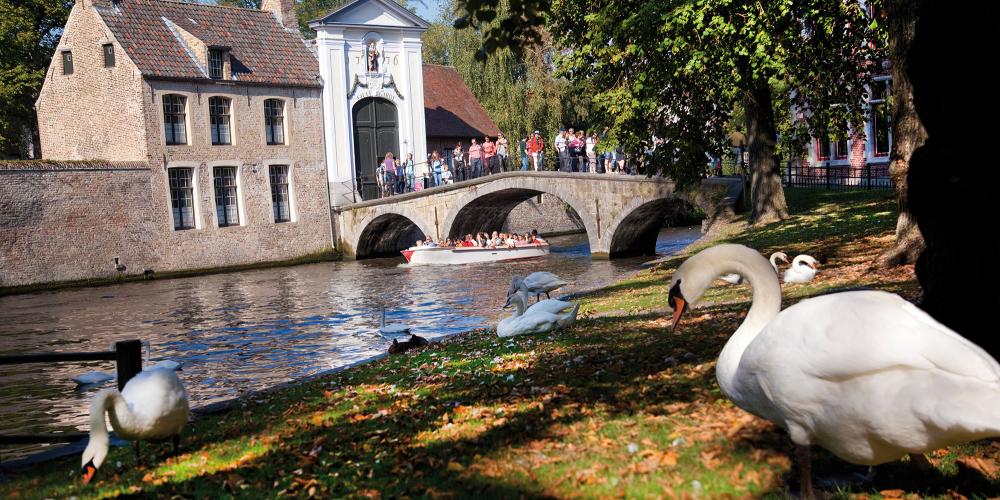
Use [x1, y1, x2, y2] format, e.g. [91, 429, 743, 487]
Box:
[423, 64, 501, 170]
[5, 0, 333, 287]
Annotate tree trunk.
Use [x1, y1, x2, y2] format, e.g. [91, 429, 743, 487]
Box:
[906, 1, 999, 356]
[744, 81, 788, 224]
[874, 0, 928, 269]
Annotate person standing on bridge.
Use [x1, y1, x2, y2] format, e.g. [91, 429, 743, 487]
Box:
[482, 136, 497, 175]
[469, 138, 483, 179]
[453, 142, 466, 182]
[496, 132, 509, 172]
[555, 128, 569, 172]
[382, 152, 397, 196]
[431, 150, 443, 187]
[527, 131, 544, 171]
[519, 136, 529, 171]
[405, 153, 415, 192]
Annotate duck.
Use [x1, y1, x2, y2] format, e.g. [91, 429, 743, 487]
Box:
[113, 257, 126, 274]
[667, 243, 1000, 498]
[81, 367, 189, 484]
[498, 293, 579, 338]
[782, 254, 819, 283]
[378, 306, 411, 338]
[388, 334, 429, 354]
[507, 272, 568, 302]
[719, 251, 788, 284]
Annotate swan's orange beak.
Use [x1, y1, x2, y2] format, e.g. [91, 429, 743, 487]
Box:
[671, 297, 686, 331]
[81, 461, 97, 485]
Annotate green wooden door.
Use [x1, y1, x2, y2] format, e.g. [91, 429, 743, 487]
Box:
[353, 98, 399, 200]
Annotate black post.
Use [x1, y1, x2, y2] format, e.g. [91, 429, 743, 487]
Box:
[115, 340, 143, 391]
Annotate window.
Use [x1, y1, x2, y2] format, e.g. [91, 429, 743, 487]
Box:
[102, 43, 115, 67]
[163, 94, 187, 145]
[213, 167, 240, 227]
[834, 136, 849, 160]
[209, 97, 231, 145]
[168, 168, 196, 230]
[815, 136, 831, 162]
[209, 49, 224, 79]
[62, 51, 73, 75]
[264, 99, 285, 145]
[870, 79, 891, 157]
[270, 165, 291, 222]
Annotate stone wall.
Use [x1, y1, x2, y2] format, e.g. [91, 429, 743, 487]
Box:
[504, 194, 584, 235]
[0, 160, 332, 288]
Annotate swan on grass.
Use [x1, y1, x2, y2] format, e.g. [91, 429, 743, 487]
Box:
[72, 341, 180, 387]
[783, 254, 819, 283]
[498, 293, 579, 338]
[81, 368, 189, 484]
[719, 251, 787, 284]
[667, 244, 1000, 498]
[378, 306, 411, 338]
[515, 288, 580, 328]
[508, 272, 568, 302]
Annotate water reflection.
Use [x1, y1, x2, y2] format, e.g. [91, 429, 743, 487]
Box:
[0, 227, 700, 459]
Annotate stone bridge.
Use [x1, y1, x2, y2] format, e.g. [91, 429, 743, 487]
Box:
[332, 172, 741, 259]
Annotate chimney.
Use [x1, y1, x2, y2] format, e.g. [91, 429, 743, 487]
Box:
[261, 0, 298, 32]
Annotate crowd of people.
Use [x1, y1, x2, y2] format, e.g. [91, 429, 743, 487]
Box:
[413, 230, 545, 249]
[375, 128, 639, 198]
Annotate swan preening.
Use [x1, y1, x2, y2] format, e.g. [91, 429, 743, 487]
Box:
[668, 244, 1000, 498]
[719, 251, 787, 284]
[508, 272, 567, 302]
[783, 254, 819, 283]
[378, 306, 411, 338]
[82, 368, 189, 484]
[498, 292, 579, 338]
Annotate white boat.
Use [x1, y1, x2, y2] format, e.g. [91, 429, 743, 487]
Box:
[401, 243, 550, 265]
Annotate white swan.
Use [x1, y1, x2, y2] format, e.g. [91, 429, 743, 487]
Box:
[719, 251, 787, 284]
[668, 244, 1000, 498]
[516, 289, 580, 328]
[378, 306, 411, 338]
[72, 342, 180, 386]
[498, 293, 579, 338]
[81, 368, 189, 484]
[508, 272, 568, 302]
[783, 254, 819, 283]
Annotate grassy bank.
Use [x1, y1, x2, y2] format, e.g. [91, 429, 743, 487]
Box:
[3, 189, 997, 499]
[0, 248, 341, 298]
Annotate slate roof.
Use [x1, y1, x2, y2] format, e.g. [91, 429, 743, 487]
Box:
[423, 64, 500, 138]
[94, 0, 320, 87]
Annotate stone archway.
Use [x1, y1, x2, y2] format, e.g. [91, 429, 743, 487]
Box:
[354, 212, 428, 259]
[605, 198, 696, 258]
[352, 98, 398, 201]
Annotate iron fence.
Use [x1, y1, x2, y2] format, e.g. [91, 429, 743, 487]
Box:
[784, 162, 893, 190]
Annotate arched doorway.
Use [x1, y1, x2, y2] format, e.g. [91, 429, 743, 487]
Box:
[352, 98, 399, 200]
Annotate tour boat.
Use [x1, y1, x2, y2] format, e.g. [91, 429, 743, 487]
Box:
[401, 243, 550, 265]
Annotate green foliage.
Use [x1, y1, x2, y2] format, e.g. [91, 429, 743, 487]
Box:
[425, 0, 588, 170]
[214, 0, 261, 8]
[0, 0, 73, 159]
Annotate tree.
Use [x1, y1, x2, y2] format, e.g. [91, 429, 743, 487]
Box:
[872, 0, 926, 268]
[540, 0, 878, 223]
[0, 0, 73, 159]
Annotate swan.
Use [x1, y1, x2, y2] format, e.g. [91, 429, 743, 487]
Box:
[719, 251, 787, 284]
[498, 293, 579, 338]
[72, 341, 181, 386]
[81, 367, 189, 484]
[515, 289, 580, 327]
[508, 272, 568, 302]
[378, 306, 411, 338]
[73, 371, 115, 386]
[783, 254, 819, 283]
[667, 243, 1000, 498]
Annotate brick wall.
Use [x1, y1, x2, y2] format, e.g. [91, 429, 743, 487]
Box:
[504, 194, 585, 235]
[0, 160, 332, 288]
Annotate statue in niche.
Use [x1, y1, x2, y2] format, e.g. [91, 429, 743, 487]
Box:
[366, 39, 381, 73]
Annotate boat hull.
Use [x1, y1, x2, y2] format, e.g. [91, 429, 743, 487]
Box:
[402, 244, 549, 265]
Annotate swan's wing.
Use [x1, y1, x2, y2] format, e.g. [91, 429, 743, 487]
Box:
[508, 311, 562, 335]
[527, 299, 574, 316]
[525, 272, 567, 290]
[755, 291, 1000, 384]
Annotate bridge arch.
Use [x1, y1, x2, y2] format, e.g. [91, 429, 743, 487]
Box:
[350, 209, 433, 259]
[606, 197, 697, 258]
[440, 178, 601, 252]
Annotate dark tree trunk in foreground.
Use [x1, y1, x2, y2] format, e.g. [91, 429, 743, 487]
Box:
[744, 81, 788, 224]
[907, 1, 999, 355]
[874, 0, 928, 269]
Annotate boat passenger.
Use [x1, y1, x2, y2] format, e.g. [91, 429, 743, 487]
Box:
[505, 235, 517, 248]
[425, 237, 438, 248]
[462, 234, 475, 247]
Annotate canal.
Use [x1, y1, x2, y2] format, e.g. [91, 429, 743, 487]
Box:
[0, 227, 701, 460]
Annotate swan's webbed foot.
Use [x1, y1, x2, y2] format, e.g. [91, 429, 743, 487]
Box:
[908, 452, 933, 473]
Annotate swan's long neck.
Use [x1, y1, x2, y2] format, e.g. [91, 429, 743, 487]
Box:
[84, 389, 131, 468]
[769, 254, 781, 274]
[713, 248, 783, 397]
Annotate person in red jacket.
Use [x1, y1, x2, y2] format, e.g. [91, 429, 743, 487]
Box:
[482, 136, 497, 175]
[527, 130, 545, 171]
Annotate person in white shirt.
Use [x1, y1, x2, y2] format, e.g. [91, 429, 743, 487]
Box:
[554, 128, 568, 172]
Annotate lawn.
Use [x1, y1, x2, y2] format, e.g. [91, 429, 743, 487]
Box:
[3, 188, 997, 499]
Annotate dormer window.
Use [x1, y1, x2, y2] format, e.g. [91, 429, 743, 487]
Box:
[208, 49, 225, 79]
